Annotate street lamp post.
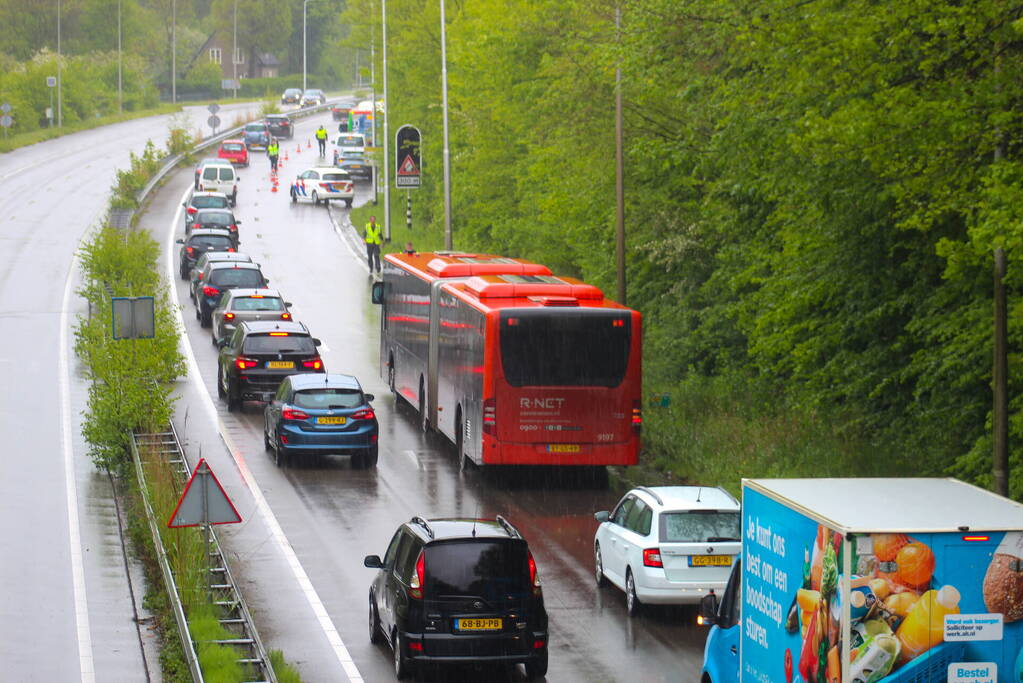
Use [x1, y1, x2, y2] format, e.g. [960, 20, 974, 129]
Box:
[382, 0, 391, 242]
[232, 0, 238, 98]
[57, 0, 62, 127]
[303, 0, 311, 93]
[171, 0, 177, 103]
[117, 0, 122, 113]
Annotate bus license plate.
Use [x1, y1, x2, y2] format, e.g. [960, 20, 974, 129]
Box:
[689, 555, 732, 567]
[316, 416, 346, 425]
[455, 618, 502, 631]
[266, 361, 294, 369]
[547, 444, 580, 453]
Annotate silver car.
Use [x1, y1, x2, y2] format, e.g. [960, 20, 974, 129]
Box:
[211, 288, 293, 347]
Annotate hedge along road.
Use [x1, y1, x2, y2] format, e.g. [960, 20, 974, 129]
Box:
[0, 100, 263, 682]
[151, 107, 710, 680]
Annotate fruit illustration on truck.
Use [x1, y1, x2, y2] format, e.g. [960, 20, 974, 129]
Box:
[699, 478, 1023, 683]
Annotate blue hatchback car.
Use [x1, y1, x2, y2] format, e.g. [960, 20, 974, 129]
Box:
[263, 373, 378, 468]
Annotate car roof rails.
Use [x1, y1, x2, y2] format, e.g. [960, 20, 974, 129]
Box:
[410, 515, 434, 539]
[636, 486, 664, 506]
[495, 515, 521, 539]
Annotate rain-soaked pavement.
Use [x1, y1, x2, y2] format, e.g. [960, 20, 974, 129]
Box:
[146, 107, 709, 682]
[0, 99, 263, 680]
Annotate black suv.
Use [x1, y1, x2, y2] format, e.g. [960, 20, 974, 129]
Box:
[194, 262, 268, 328]
[217, 321, 324, 411]
[188, 208, 241, 241]
[177, 228, 236, 280]
[364, 516, 549, 679]
[265, 114, 293, 139]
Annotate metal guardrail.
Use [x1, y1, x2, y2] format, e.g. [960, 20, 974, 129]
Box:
[135, 98, 342, 205]
[130, 424, 278, 683]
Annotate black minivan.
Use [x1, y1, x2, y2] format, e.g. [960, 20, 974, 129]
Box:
[364, 516, 549, 679]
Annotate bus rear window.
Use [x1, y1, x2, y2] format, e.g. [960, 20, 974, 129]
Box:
[499, 311, 630, 387]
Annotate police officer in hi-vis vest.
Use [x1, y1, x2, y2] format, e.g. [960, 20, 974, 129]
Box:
[364, 216, 383, 273]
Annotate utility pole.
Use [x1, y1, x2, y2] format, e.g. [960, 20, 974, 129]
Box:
[439, 0, 452, 249]
[232, 0, 238, 99]
[614, 5, 626, 305]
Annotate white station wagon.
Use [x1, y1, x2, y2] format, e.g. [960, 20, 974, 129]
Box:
[594, 485, 741, 615]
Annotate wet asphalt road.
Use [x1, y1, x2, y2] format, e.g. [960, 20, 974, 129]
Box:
[0, 100, 263, 681]
[150, 109, 709, 682]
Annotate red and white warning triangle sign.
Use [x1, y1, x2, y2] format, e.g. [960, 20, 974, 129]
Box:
[398, 154, 419, 176]
[167, 458, 242, 528]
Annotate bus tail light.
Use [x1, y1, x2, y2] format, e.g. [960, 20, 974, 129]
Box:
[409, 550, 425, 599]
[482, 398, 496, 436]
[632, 400, 643, 433]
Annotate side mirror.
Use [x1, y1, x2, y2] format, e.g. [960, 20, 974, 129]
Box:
[176, 239, 184, 244]
[697, 591, 719, 627]
[594, 511, 609, 523]
[371, 281, 385, 305]
[313, 338, 322, 346]
[263, 278, 269, 285]
[216, 337, 227, 348]
[181, 202, 187, 208]
[284, 302, 293, 307]
[236, 219, 243, 225]
[365, 393, 375, 403]
[363, 555, 383, 569]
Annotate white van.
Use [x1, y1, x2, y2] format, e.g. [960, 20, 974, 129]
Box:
[334, 132, 366, 155]
[197, 161, 239, 206]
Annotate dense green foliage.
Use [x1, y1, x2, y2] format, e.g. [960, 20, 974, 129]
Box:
[345, 0, 1023, 496]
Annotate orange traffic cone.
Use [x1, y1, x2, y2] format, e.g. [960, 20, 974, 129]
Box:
[296, 144, 301, 154]
[307, 139, 312, 149]
[271, 183, 278, 192]
[284, 152, 289, 161]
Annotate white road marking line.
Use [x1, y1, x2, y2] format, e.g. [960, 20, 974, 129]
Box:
[166, 185, 363, 682]
[61, 214, 96, 683]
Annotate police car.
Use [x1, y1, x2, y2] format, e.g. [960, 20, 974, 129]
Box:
[289, 166, 354, 207]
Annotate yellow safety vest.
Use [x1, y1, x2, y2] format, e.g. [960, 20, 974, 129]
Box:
[315, 128, 327, 140]
[365, 223, 382, 245]
[268, 142, 279, 156]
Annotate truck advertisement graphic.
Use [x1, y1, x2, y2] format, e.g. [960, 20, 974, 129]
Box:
[735, 479, 1023, 683]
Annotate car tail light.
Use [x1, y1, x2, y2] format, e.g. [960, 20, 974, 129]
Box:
[352, 408, 375, 420]
[301, 358, 323, 370]
[223, 312, 235, 320]
[482, 398, 496, 436]
[227, 247, 236, 252]
[632, 400, 643, 433]
[186, 246, 196, 256]
[533, 640, 546, 649]
[186, 207, 197, 216]
[191, 223, 201, 231]
[203, 286, 220, 298]
[280, 312, 292, 320]
[643, 548, 663, 568]
[234, 357, 258, 370]
[409, 550, 425, 599]
[229, 225, 237, 233]
[408, 640, 423, 652]
[282, 408, 309, 420]
[528, 550, 542, 596]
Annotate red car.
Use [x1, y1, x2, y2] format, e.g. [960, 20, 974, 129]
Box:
[217, 139, 249, 167]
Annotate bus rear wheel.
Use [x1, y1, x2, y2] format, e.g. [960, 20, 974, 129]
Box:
[418, 381, 429, 433]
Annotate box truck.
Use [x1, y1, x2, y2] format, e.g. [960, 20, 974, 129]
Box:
[700, 478, 1023, 683]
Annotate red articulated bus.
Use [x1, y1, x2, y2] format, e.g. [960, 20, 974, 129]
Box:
[371, 252, 642, 467]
